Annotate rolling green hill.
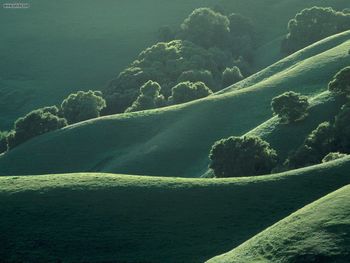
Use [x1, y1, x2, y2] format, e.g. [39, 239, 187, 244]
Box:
[2, 2, 350, 262]
[207, 184, 350, 263]
[0, 32, 349, 177]
[1, 0, 348, 130]
[1, 157, 350, 262]
[0, 0, 215, 130]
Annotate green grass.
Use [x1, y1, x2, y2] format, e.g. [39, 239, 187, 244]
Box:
[1, 157, 350, 262]
[207, 184, 350, 263]
[0, 32, 349, 177]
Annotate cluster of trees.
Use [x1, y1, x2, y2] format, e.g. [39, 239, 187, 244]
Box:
[286, 67, 350, 169]
[282, 7, 350, 54]
[0, 90, 106, 153]
[104, 7, 256, 114]
[125, 80, 213, 113]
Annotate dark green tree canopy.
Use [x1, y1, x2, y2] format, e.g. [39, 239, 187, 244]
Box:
[61, 90, 106, 124]
[180, 7, 230, 49]
[287, 121, 337, 169]
[104, 40, 234, 114]
[8, 109, 67, 149]
[177, 69, 215, 89]
[169, 81, 212, 105]
[227, 13, 255, 60]
[222, 66, 244, 87]
[271, 91, 309, 123]
[209, 135, 278, 178]
[282, 7, 350, 54]
[126, 80, 165, 112]
[328, 66, 350, 96]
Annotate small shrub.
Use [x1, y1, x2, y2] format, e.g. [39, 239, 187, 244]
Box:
[209, 135, 278, 177]
[271, 91, 309, 123]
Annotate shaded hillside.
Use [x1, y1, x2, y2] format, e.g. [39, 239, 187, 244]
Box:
[1, 157, 350, 262]
[0, 0, 215, 130]
[0, 33, 349, 177]
[1, 0, 348, 130]
[207, 184, 350, 263]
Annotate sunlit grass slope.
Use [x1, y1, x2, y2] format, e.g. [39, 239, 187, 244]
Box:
[0, 33, 349, 177]
[207, 184, 350, 263]
[1, 0, 348, 130]
[1, 157, 350, 262]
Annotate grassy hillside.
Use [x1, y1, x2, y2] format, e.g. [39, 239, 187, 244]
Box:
[247, 91, 345, 161]
[0, 0, 215, 130]
[1, 0, 348, 130]
[207, 184, 350, 263]
[1, 157, 350, 262]
[0, 32, 349, 177]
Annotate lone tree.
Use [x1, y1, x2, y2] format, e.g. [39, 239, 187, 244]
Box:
[180, 7, 230, 49]
[222, 66, 244, 87]
[61, 90, 106, 124]
[209, 135, 278, 178]
[126, 80, 165, 112]
[8, 109, 67, 149]
[281, 7, 350, 54]
[328, 66, 350, 96]
[271, 91, 309, 123]
[169, 81, 212, 104]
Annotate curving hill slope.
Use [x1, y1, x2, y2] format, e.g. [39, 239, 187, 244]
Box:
[207, 184, 350, 263]
[0, 33, 349, 177]
[1, 157, 350, 262]
[1, 0, 348, 130]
